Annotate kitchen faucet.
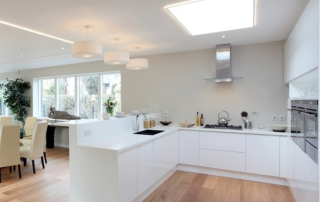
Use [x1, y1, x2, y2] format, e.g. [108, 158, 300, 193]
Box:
[135, 114, 147, 131]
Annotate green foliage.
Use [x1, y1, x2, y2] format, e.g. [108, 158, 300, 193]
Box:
[82, 76, 98, 95]
[0, 78, 31, 125]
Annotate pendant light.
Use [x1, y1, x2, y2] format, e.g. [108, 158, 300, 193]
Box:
[104, 38, 129, 65]
[72, 26, 103, 59]
[126, 47, 148, 70]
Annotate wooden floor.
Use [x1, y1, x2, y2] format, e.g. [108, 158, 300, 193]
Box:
[0, 147, 295, 202]
[0, 147, 70, 202]
[144, 171, 295, 202]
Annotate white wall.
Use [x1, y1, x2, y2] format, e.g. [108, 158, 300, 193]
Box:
[0, 40, 288, 131]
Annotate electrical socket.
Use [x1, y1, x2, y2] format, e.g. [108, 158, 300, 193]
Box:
[164, 110, 168, 117]
[278, 115, 286, 121]
[147, 104, 152, 108]
[153, 104, 159, 108]
[271, 115, 278, 121]
[84, 130, 91, 137]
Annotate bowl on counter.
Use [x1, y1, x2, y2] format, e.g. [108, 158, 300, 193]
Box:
[102, 113, 111, 120]
[269, 124, 287, 132]
[116, 112, 125, 116]
[160, 121, 172, 126]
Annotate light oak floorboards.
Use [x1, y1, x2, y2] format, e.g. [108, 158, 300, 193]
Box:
[0, 147, 69, 202]
[144, 171, 295, 202]
[1, 147, 295, 202]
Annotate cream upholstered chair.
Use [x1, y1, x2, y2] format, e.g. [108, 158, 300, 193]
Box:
[0, 125, 22, 182]
[20, 118, 49, 164]
[0, 116, 13, 126]
[23, 117, 37, 139]
[20, 121, 48, 174]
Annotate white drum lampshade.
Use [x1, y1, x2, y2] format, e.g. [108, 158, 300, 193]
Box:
[104, 51, 129, 65]
[72, 41, 103, 59]
[126, 58, 148, 70]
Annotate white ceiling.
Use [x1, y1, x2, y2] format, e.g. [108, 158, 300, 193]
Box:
[0, 0, 309, 73]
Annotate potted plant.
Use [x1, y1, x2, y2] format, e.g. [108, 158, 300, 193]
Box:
[103, 96, 117, 116]
[0, 78, 31, 137]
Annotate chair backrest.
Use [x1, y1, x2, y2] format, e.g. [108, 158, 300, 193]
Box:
[24, 117, 37, 137]
[0, 125, 21, 167]
[0, 116, 13, 126]
[31, 121, 48, 159]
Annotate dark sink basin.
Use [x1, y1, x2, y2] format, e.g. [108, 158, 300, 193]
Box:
[134, 130, 164, 136]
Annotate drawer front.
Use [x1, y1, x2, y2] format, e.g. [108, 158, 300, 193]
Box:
[199, 149, 245, 172]
[200, 131, 246, 152]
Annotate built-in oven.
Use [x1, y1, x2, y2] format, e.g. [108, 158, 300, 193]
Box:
[291, 100, 306, 151]
[289, 99, 318, 164]
[304, 100, 318, 164]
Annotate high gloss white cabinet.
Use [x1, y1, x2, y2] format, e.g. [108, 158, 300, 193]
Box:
[280, 137, 287, 178]
[179, 130, 199, 165]
[154, 137, 165, 183]
[284, 0, 319, 83]
[138, 141, 154, 195]
[200, 131, 245, 152]
[246, 135, 280, 177]
[118, 147, 138, 202]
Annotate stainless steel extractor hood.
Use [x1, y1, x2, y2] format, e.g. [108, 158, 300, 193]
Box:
[204, 44, 242, 82]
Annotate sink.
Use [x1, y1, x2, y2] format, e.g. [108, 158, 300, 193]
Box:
[134, 130, 164, 136]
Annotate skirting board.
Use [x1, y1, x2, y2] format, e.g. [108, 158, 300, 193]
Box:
[133, 167, 176, 202]
[177, 164, 289, 186]
[53, 143, 69, 148]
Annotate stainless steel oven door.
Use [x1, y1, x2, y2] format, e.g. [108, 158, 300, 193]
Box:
[303, 111, 318, 164]
[293, 109, 306, 152]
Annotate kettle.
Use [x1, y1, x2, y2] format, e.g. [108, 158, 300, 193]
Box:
[218, 111, 232, 126]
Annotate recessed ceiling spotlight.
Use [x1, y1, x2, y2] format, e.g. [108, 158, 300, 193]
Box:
[165, 0, 255, 36]
[61, 47, 65, 50]
[221, 35, 226, 38]
[20, 55, 22, 57]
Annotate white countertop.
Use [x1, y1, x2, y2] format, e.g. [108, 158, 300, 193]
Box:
[79, 124, 289, 153]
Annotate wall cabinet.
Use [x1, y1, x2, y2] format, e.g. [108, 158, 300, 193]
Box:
[179, 130, 199, 165]
[246, 135, 280, 177]
[284, 0, 319, 83]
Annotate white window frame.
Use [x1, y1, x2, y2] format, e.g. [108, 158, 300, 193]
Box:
[33, 71, 121, 118]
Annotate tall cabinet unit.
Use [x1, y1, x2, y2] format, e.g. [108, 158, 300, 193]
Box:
[284, 0, 319, 83]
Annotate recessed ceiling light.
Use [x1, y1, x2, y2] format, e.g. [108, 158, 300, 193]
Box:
[222, 35, 226, 38]
[0, 20, 73, 44]
[61, 47, 65, 50]
[20, 55, 22, 57]
[165, 0, 255, 36]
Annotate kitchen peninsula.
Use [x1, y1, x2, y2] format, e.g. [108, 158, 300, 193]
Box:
[64, 113, 303, 202]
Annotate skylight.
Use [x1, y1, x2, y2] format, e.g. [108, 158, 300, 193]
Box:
[165, 0, 255, 36]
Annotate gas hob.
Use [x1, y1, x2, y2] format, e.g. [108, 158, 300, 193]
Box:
[204, 124, 242, 130]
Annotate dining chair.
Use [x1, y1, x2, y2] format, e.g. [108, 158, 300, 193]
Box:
[24, 117, 37, 138]
[0, 116, 13, 126]
[0, 125, 22, 182]
[20, 121, 48, 174]
[20, 118, 49, 164]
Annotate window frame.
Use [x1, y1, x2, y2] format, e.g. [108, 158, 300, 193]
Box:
[33, 71, 121, 118]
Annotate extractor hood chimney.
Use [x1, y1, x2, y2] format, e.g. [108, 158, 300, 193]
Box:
[204, 44, 242, 82]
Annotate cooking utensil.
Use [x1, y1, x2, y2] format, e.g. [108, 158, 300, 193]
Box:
[218, 111, 232, 126]
[241, 111, 248, 122]
[245, 120, 252, 129]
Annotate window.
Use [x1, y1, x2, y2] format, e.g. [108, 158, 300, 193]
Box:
[0, 85, 5, 115]
[58, 77, 76, 115]
[101, 73, 121, 113]
[40, 78, 55, 117]
[36, 72, 121, 119]
[79, 75, 99, 119]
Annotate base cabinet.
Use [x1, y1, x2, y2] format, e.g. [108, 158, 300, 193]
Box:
[246, 135, 280, 177]
[138, 141, 154, 195]
[118, 147, 138, 202]
[179, 130, 199, 165]
[199, 149, 245, 172]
